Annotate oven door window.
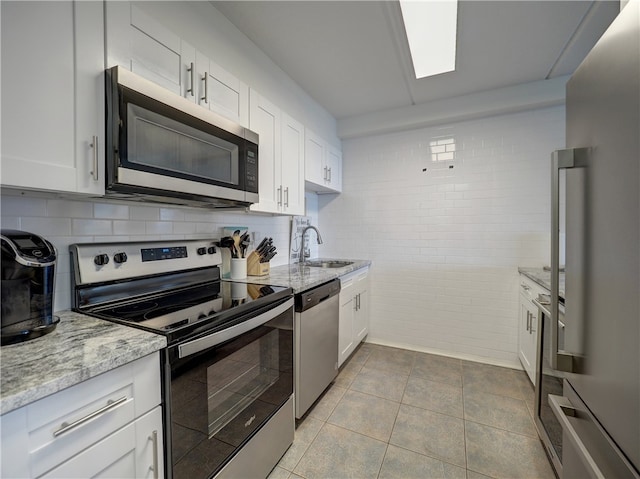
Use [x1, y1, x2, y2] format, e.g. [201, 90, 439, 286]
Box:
[122, 99, 241, 188]
[170, 310, 293, 479]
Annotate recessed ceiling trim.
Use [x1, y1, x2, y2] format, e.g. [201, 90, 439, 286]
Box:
[382, 1, 419, 105]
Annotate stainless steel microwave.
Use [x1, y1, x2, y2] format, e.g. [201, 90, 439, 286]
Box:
[105, 66, 258, 208]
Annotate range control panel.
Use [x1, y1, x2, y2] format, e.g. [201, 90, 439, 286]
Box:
[71, 239, 221, 285]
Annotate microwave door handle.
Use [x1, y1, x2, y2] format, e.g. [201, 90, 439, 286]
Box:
[551, 148, 588, 373]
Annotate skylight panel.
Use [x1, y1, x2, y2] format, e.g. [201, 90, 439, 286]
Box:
[399, 0, 458, 79]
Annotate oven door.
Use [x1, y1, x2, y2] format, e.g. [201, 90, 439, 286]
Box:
[166, 297, 293, 479]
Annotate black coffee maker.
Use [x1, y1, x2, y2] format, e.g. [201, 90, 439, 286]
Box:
[1, 229, 59, 345]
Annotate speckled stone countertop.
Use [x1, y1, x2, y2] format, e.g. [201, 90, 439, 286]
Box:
[227, 259, 371, 293]
[518, 267, 566, 299]
[0, 311, 166, 415]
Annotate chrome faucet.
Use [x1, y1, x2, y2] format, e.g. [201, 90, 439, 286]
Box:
[299, 226, 323, 263]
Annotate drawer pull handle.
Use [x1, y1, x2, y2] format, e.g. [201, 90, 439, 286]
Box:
[149, 430, 159, 479]
[53, 396, 128, 437]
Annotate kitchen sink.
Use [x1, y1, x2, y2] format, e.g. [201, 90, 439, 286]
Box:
[304, 260, 353, 268]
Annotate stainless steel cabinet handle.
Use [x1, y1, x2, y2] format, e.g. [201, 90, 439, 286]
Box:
[53, 396, 128, 437]
[201, 72, 208, 103]
[277, 186, 282, 206]
[90, 135, 98, 181]
[323, 166, 328, 181]
[526, 311, 531, 332]
[149, 430, 159, 479]
[551, 148, 589, 373]
[521, 283, 530, 291]
[187, 62, 194, 96]
[284, 187, 289, 207]
[328, 167, 332, 183]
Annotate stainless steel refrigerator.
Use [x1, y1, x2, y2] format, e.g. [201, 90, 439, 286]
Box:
[535, 1, 639, 478]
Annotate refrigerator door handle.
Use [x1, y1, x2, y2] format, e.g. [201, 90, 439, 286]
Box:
[551, 148, 589, 373]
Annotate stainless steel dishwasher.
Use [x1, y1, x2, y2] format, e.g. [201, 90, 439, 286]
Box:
[294, 278, 340, 418]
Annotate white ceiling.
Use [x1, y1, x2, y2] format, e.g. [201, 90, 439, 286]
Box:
[212, 1, 619, 122]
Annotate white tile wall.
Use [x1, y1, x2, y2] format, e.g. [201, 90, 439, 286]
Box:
[0, 194, 295, 312]
[318, 106, 565, 367]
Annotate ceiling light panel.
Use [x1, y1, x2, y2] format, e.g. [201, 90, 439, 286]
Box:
[399, 0, 458, 79]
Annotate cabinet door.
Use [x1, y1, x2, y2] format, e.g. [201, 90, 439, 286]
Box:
[281, 113, 305, 216]
[249, 90, 281, 214]
[339, 276, 356, 367]
[354, 270, 369, 342]
[74, 0, 105, 195]
[106, 2, 183, 95]
[207, 60, 249, 127]
[135, 407, 164, 479]
[518, 295, 535, 381]
[305, 130, 326, 187]
[1, 1, 76, 192]
[325, 145, 343, 193]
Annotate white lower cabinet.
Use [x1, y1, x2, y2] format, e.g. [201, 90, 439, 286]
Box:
[0, 352, 163, 479]
[518, 275, 545, 385]
[339, 268, 370, 367]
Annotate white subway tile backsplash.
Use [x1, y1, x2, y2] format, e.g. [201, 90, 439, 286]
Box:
[113, 220, 146, 236]
[94, 203, 129, 219]
[72, 218, 112, 236]
[319, 105, 565, 366]
[130, 205, 160, 221]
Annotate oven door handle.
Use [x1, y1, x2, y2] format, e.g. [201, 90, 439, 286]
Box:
[178, 298, 293, 359]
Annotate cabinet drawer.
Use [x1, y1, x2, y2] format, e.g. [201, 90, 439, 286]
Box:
[26, 352, 160, 477]
[519, 275, 547, 301]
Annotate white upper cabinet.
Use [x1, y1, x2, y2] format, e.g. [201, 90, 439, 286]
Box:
[1, 1, 105, 195]
[106, 3, 249, 127]
[106, 3, 183, 96]
[249, 90, 305, 216]
[194, 49, 249, 127]
[280, 113, 305, 215]
[304, 129, 342, 194]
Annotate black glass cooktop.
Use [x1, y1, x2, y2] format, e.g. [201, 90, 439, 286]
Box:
[86, 281, 291, 342]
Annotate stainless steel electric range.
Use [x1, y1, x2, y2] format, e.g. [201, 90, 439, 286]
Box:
[70, 239, 294, 479]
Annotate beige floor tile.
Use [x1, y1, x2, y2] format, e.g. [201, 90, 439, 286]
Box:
[390, 403, 467, 468]
[350, 365, 409, 402]
[464, 389, 537, 437]
[462, 361, 526, 400]
[364, 345, 415, 375]
[277, 417, 324, 471]
[328, 389, 400, 442]
[306, 384, 346, 421]
[465, 421, 556, 479]
[412, 353, 463, 387]
[379, 444, 462, 479]
[293, 423, 387, 479]
[403, 375, 464, 418]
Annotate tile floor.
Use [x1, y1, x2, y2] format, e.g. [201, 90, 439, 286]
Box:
[269, 343, 556, 479]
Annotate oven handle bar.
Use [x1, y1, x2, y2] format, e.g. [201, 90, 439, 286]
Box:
[178, 298, 293, 359]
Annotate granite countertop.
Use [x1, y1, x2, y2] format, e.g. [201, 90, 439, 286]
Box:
[226, 259, 372, 293]
[518, 266, 566, 299]
[0, 311, 166, 415]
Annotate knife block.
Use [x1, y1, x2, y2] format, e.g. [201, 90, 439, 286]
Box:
[246, 251, 270, 276]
